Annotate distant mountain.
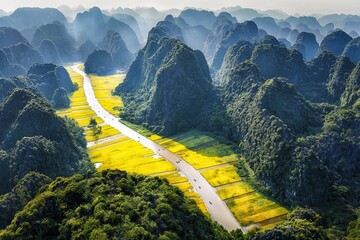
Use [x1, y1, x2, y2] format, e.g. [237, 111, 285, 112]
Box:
[342, 37, 360, 63]
[292, 32, 319, 61]
[112, 13, 143, 43]
[0, 27, 27, 48]
[32, 21, 77, 63]
[115, 29, 213, 135]
[318, 30, 352, 56]
[164, 15, 212, 51]
[79, 40, 97, 61]
[58, 5, 86, 20]
[84, 50, 115, 75]
[106, 17, 142, 52]
[0, 8, 66, 30]
[99, 30, 133, 69]
[203, 13, 236, 62]
[179, 9, 216, 29]
[252, 17, 280, 37]
[74, 7, 141, 53]
[212, 21, 260, 71]
[228, 7, 262, 22]
[38, 39, 62, 64]
[2, 42, 44, 69]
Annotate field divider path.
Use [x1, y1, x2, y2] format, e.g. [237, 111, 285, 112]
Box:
[72, 65, 242, 232]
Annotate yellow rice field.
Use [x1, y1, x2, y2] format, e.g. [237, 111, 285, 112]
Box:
[201, 165, 241, 187]
[151, 130, 288, 228]
[89, 74, 124, 116]
[57, 66, 287, 228]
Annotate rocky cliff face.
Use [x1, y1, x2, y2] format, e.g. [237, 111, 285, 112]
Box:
[116, 31, 213, 135]
[99, 30, 133, 70]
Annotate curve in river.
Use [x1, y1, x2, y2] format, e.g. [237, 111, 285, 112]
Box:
[72, 65, 242, 231]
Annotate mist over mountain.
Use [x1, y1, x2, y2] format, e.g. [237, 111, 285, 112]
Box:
[99, 30, 133, 69]
[74, 7, 141, 53]
[32, 21, 77, 63]
[318, 30, 352, 56]
[0, 8, 67, 30]
[0, 27, 27, 49]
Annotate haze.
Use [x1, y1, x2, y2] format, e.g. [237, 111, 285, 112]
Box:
[1, 0, 360, 15]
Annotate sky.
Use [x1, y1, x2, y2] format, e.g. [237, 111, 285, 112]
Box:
[0, 0, 359, 15]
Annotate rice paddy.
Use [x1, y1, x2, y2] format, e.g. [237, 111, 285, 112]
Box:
[56, 66, 288, 229]
[151, 130, 288, 228]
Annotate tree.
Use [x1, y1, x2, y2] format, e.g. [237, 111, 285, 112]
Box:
[88, 118, 102, 142]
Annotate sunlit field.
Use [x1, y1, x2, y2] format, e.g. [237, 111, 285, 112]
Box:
[155, 130, 238, 169]
[227, 192, 288, 226]
[56, 68, 208, 215]
[57, 67, 287, 227]
[89, 74, 124, 116]
[201, 165, 241, 187]
[151, 130, 288, 228]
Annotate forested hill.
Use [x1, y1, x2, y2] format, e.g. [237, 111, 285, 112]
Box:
[0, 170, 232, 240]
[0, 88, 93, 229]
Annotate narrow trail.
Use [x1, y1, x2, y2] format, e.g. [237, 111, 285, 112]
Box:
[73, 65, 242, 231]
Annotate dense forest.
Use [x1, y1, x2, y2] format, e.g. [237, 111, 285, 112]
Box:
[0, 4, 359, 239]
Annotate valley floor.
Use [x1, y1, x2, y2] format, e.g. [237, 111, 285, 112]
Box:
[57, 65, 288, 231]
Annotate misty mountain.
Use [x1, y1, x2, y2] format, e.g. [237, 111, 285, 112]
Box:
[179, 9, 216, 29]
[32, 21, 77, 63]
[0, 7, 67, 30]
[2, 42, 44, 69]
[0, 27, 27, 49]
[74, 7, 141, 53]
[211, 21, 260, 71]
[99, 30, 133, 69]
[112, 13, 143, 44]
[292, 32, 319, 61]
[318, 30, 352, 56]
